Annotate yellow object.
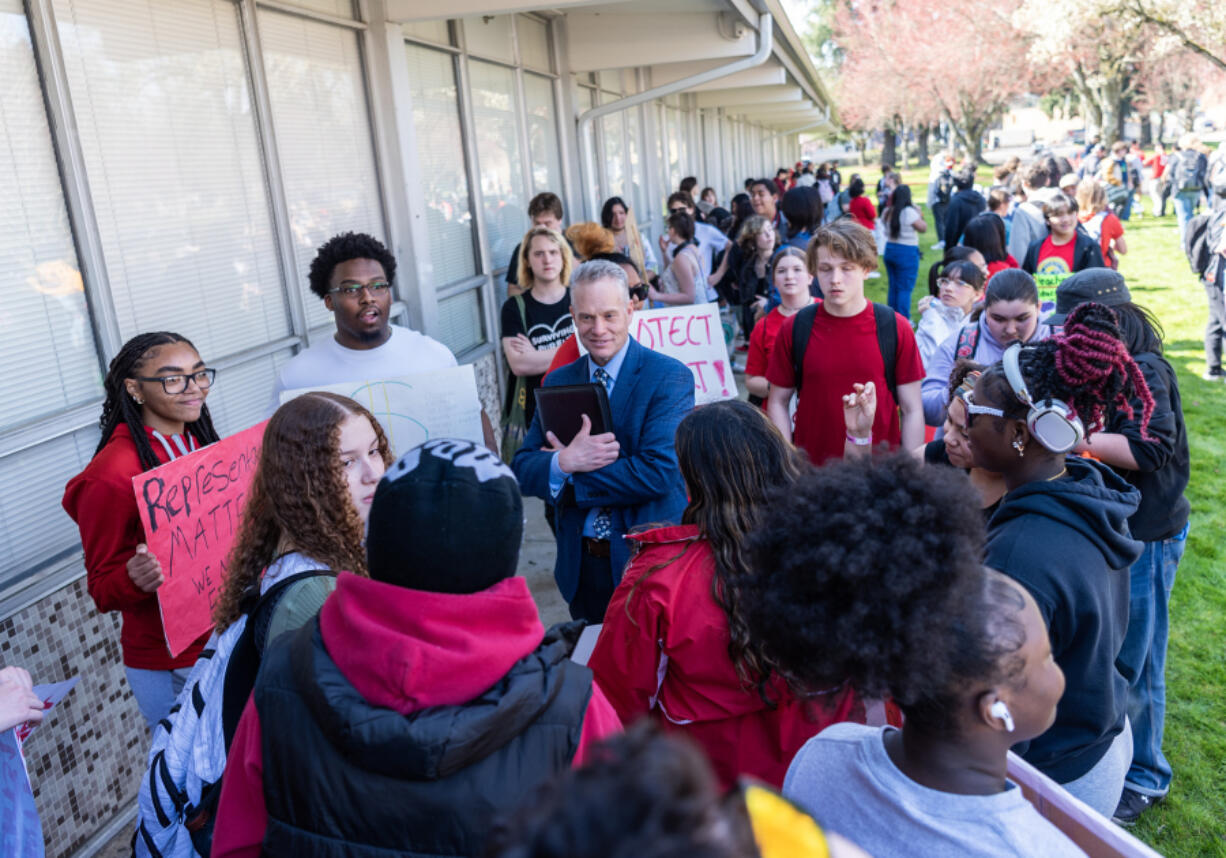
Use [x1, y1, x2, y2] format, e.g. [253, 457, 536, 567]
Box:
[743, 781, 830, 858]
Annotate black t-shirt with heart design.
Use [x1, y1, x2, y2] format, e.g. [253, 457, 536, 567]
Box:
[500, 288, 575, 424]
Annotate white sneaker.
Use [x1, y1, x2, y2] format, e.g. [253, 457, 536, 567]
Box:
[933, 240, 945, 251]
[866, 271, 881, 279]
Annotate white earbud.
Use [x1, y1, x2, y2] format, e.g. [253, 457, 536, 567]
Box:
[990, 701, 1015, 733]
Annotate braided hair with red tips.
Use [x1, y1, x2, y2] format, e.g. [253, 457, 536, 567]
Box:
[978, 302, 1155, 442]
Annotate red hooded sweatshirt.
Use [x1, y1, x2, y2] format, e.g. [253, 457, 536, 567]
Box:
[62, 424, 208, 670]
[212, 573, 622, 858]
[590, 524, 899, 790]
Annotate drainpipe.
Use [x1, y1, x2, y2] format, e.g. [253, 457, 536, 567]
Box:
[576, 11, 774, 219]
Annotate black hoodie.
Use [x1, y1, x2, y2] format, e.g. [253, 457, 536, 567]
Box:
[986, 457, 1142, 784]
[943, 188, 986, 246]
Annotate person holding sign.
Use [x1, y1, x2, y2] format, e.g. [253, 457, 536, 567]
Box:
[135, 392, 391, 858]
[0, 667, 45, 733]
[765, 221, 925, 465]
[269, 232, 495, 450]
[513, 260, 693, 624]
[63, 332, 221, 729]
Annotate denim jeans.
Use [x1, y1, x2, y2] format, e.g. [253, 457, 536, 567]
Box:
[124, 666, 192, 731]
[884, 242, 921, 319]
[1173, 190, 1199, 243]
[1116, 524, 1188, 796]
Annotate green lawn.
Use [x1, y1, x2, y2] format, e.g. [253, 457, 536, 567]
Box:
[881, 167, 1226, 857]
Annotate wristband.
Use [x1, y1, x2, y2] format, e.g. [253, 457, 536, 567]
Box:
[846, 432, 872, 446]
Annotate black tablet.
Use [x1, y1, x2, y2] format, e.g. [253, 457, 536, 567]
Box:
[534, 383, 612, 445]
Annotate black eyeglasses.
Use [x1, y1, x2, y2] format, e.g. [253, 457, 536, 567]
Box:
[668, 207, 688, 214]
[328, 281, 391, 298]
[134, 368, 217, 395]
[629, 284, 648, 301]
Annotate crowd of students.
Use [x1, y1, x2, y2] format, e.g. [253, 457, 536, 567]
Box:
[0, 138, 1210, 857]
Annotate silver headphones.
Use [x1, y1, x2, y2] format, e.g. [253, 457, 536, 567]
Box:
[1002, 343, 1085, 454]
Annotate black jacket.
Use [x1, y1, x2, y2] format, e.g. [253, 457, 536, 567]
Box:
[943, 188, 986, 247]
[1021, 229, 1105, 274]
[986, 457, 1142, 783]
[255, 620, 593, 858]
[1102, 352, 1190, 542]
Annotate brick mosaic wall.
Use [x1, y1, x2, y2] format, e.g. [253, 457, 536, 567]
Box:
[0, 574, 145, 858]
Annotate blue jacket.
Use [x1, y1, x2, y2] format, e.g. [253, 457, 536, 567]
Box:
[512, 338, 693, 602]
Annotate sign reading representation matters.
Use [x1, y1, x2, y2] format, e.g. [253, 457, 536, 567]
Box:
[280, 364, 485, 457]
[579, 304, 736, 406]
[132, 421, 266, 657]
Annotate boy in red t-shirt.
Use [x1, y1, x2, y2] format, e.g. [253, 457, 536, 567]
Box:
[765, 221, 925, 464]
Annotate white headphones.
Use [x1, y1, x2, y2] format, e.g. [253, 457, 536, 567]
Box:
[1001, 343, 1085, 454]
[989, 701, 1015, 733]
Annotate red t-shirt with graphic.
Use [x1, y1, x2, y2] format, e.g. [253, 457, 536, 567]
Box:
[766, 302, 924, 464]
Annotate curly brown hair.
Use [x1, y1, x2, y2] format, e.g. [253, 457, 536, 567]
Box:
[212, 392, 392, 628]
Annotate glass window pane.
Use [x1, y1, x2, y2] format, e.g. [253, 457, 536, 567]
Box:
[523, 73, 561, 197]
[601, 110, 624, 203]
[259, 10, 384, 330]
[405, 43, 477, 284]
[461, 14, 512, 62]
[273, 0, 353, 18]
[402, 19, 450, 44]
[54, 0, 289, 361]
[0, 427, 99, 581]
[666, 107, 682, 196]
[436, 289, 484, 355]
[625, 104, 646, 216]
[470, 60, 528, 273]
[0, 5, 102, 431]
[516, 15, 549, 71]
[206, 349, 292, 435]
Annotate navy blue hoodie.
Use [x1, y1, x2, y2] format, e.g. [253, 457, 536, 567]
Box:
[986, 457, 1141, 784]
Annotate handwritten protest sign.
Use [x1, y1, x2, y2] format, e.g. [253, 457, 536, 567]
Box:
[132, 422, 265, 657]
[579, 304, 735, 405]
[14, 677, 79, 745]
[280, 364, 484, 456]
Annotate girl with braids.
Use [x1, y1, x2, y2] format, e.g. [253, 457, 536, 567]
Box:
[589, 401, 888, 790]
[966, 301, 1150, 815]
[64, 332, 220, 729]
[135, 392, 389, 858]
[1048, 271, 1190, 825]
[740, 454, 1080, 856]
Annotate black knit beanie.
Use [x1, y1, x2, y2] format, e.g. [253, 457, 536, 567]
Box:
[366, 439, 524, 594]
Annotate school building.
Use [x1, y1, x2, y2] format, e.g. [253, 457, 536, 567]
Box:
[0, 0, 832, 852]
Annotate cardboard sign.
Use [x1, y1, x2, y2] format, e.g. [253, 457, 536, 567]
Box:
[280, 364, 484, 457]
[133, 422, 266, 657]
[579, 304, 736, 405]
[1007, 752, 1161, 858]
[13, 677, 78, 745]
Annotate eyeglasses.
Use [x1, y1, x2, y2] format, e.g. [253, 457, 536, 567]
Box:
[937, 277, 974, 290]
[328, 281, 391, 298]
[668, 207, 688, 214]
[134, 368, 217, 395]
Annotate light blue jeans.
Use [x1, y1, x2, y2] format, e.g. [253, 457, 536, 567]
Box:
[124, 666, 191, 731]
[1116, 524, 1188, 796]
[1173, 190, 1199, 243]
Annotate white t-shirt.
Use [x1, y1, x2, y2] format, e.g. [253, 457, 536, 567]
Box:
[886, 205, 924, 246]
[784, 724, 1086, 858]
[270, 324, 460, 414]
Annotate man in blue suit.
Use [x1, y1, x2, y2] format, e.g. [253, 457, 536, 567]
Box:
[513, 259, 694, 622]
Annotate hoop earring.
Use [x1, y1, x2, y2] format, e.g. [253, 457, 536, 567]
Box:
[1012, 438, 1025, 457]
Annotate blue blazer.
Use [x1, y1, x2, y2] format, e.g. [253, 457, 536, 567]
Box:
[512, 338, 694, 603]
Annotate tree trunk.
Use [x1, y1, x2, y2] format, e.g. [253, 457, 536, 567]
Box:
[1139, 113, 1152, 146]
[900, 119, 910, 168]
[1098, 75, 1124, 144]
[917, 123, 931, 167]
[881, 126, 897, 167]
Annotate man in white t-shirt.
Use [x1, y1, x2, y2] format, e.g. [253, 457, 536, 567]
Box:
[271, 232, 495, 448]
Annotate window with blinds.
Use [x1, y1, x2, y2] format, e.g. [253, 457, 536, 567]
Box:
[470, 60, 529, 273]
[436, 289, 484, 356]
[601, 109, 625, 205]
[0, 1, 104, 587]
[404, 43, 477, 286]
[53, 0, 290, 362]
[258, 9, 384, 329]
[625, 105, 647, 217]
[523, 73, 561, 198]
[204, 350, 292, 435]
[516, 15, 550, 72]
[0, 3, 102, 433]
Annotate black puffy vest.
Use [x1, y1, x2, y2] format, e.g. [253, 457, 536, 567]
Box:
[254, 618, 593, 858]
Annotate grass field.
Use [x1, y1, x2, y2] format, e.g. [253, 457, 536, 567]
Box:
[879, 166, 1226, 858]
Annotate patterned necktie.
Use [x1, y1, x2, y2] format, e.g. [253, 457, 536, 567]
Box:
[591, 367, 613, 539]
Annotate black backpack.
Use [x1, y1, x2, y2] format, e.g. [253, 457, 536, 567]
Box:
[1186, 209, 1226, 279]
[1172, 151, 1204, 193]
[936, 170, 954, 206]
[790, 302, 898, 402]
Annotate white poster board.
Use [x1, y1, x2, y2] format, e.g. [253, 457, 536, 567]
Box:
[579, 304, 736, 405]
[280, 365, 484, 456]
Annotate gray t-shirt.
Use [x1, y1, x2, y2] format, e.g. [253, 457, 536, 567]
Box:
[783, 724, 1086, 857]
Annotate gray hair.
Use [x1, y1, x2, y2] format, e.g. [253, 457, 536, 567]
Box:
[571, 259, 629, 299]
